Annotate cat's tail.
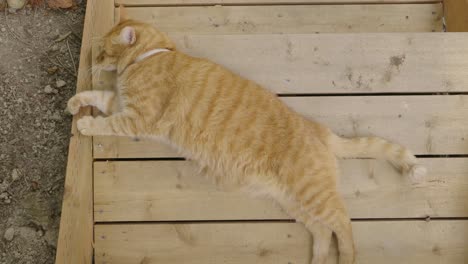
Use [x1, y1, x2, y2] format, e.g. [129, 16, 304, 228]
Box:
[327, 133, 426, 182]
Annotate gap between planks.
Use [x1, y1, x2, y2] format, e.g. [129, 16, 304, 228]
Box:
[115, 0, 442, 7]
[94, 217, 468, 225]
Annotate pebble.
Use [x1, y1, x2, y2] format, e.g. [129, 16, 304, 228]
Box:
[47, 0, 73, 9]
[7, 0, 27, 9]
[18, 227, 37, 240]
[50, 112, 62, 121]
[11, 169, 19, 181]
[56, 80, 66, 88]
[4, 227, 14, 241]
[47, 66, 58, 75]
[1, 28, 5, 32]
[44, 85, 55, 94]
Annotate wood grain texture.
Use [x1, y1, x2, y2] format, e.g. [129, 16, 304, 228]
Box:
[55, 0, 114, 263]
[117, 0, 441, 6]
[94, 95, 468, 158]
[118, 4, 443, 33]
[444, 0, 468, 31]
[101, 33, 468, 94]
[94, 221, 468, 264]
[94, 158, 468, 221]
[93, 0, 117, 91]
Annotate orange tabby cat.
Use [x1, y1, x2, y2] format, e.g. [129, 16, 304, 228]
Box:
[67, 7, 425, 264]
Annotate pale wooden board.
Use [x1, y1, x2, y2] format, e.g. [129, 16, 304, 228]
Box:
[118, 4, 443, 33]
[94, 158, 468, 222]
[94, 221, 468, 264]
[92, 33, 468, 94]
[55, 1, 114, 263]
[93, 95, 468, 159]
[117, 0, 440, 5]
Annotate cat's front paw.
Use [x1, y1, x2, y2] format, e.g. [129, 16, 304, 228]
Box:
[67, 96, 82, 115]
[77, 116, 95, 136]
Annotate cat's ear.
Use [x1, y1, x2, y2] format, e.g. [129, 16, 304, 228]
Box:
[118, 5, 128, 23]
[120, 26, 136, 45]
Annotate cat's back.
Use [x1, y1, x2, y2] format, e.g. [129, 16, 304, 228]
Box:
[170, 52, 315, 172]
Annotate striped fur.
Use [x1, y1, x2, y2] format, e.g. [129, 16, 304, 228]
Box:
[68, 10, 425, 264]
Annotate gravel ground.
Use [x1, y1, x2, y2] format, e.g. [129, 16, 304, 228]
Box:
[0, 2, 85, 263]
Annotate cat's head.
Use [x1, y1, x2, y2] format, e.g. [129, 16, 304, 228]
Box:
[95, 5, 176, 72]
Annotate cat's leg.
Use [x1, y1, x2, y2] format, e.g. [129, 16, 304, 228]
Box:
[308, 222, 333, 264]
[306, 196, 355, 264]
[67, 90, 119, 115]
[77, 113, 138, 137]
[282, 201, 333, 264]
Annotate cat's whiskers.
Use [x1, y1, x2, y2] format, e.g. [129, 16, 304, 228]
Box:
[90, 65, 104, 84]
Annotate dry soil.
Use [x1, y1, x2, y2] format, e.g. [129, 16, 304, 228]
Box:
[0, 2, 85, 263]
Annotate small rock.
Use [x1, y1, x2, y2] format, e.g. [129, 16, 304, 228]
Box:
[44, 85, 55, 94]
[1, 28, 6, 32]
[47, 0, 73, 9]
[18, 227, 37, 240]
[4, 199, 10, 204]
[56, 80, 66, 88]
[0, 193, 8, 200]
[47, 66, 58, 75]
[11, 169, 19, 181]
[4, 227, 14, 241]
[50, 112, 62, 121]
[8, 0, 26, 9]
[44, 229, 57, 248]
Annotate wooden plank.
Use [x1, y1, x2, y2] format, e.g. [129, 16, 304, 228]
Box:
[55, 0, 114, 263]
[94, 158, 468, 222]
[99, 33, 468, 94]
[118, 4, 443, 33]
[94, 95, 468, 158]
[117, 0, 441, 6]
[444, 0, 468, 31]
[94, 160, 287, 221]
[95, 221, 468, 264]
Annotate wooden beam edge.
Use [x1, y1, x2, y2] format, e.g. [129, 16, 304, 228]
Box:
[444, 0, 468, 32]
[55, 0, 110, 263]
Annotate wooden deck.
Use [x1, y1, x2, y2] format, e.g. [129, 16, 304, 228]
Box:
[56, 1, 468, 263]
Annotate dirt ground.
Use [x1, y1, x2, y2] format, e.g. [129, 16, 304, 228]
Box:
[0, 2, 85, 263]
